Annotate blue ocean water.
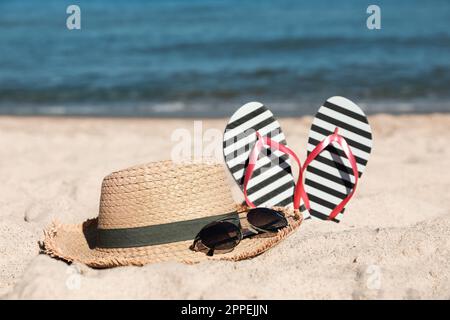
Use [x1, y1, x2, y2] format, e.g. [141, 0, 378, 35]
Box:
[0, 0, 449, 116]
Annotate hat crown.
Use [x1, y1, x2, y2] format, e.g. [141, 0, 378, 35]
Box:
[97, 160, 236, 230]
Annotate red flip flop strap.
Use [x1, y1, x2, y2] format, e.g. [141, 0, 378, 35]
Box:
[243, 132, 303, 209]
[300, 128, 359, 220]
[243, 134, 264, 208]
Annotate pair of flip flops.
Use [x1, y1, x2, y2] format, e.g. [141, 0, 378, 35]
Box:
[223, 96, 373, 222]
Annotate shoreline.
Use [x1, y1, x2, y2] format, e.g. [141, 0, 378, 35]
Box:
[0, 110, 448, 121]
[1, 100, 450, 119]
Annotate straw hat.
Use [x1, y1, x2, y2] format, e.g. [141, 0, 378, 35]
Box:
[43, 160, 302, 268]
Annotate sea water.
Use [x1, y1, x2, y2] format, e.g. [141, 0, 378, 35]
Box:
[0, 0, 449, 116]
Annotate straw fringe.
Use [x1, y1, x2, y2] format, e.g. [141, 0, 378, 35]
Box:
[42, 206, 302, 268]
[42, 219, 75, 263]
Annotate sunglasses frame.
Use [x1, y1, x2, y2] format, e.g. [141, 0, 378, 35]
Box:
[190, 208, 288, 256]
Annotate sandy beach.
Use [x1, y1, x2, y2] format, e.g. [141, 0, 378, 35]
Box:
[0, 113, 449, 299]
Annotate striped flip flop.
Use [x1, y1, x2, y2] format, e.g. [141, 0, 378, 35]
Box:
[301, 96, 373, 222]
[223, 102, 295, 208]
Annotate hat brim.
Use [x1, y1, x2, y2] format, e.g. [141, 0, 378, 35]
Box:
[43, 207, 303, 268]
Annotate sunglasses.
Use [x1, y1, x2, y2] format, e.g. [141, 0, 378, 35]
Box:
[190, 207, 288, 256]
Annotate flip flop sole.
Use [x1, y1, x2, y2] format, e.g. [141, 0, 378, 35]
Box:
[223, 102, 295, 208]
[304, 96, 373, 222]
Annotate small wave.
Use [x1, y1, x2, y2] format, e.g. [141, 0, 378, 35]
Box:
[133, 34, 450, 54]
[148, 102, 186, 113]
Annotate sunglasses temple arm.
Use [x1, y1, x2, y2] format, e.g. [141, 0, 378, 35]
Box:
[207, 248, 215, 256]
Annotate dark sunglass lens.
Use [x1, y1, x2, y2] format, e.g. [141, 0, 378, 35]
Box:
[198, 221, 241, 250]
[247, 208, 288, 231]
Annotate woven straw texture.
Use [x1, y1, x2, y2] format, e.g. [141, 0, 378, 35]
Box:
[97, 160, 236, 229]
[43, 161, 302, 268]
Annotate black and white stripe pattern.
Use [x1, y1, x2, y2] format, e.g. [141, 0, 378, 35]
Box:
[223, 102, 295, 208]
[303, 96, 373, 222]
